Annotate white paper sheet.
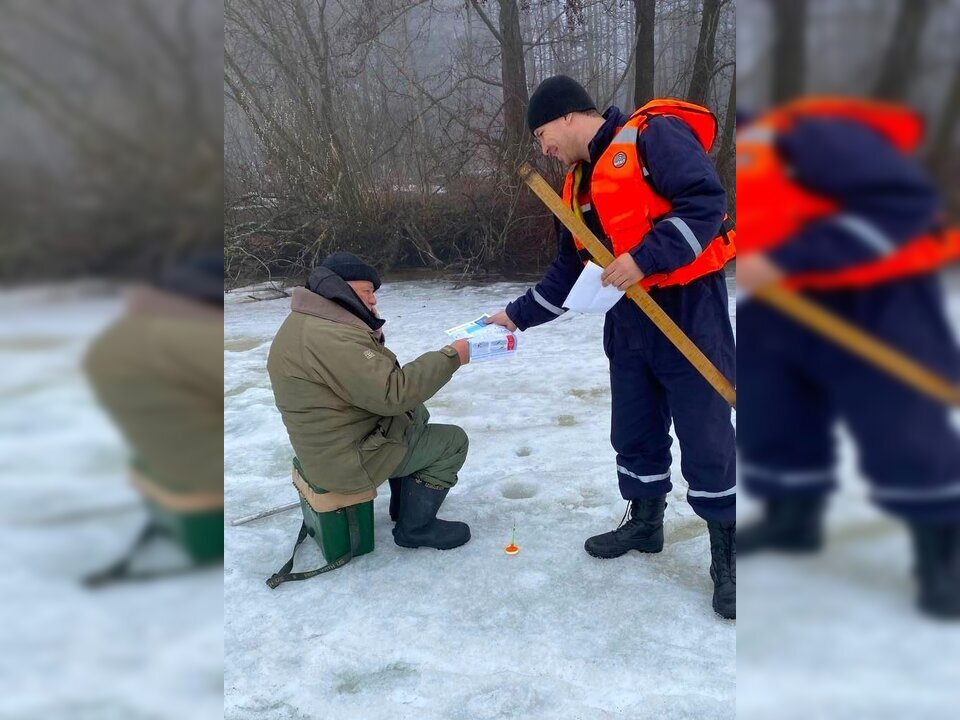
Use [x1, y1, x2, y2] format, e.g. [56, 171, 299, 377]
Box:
[562, 261, 625, 314]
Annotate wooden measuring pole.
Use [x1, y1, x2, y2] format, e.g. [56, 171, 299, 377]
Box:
[754, 284, 960, 406]
[519, 163, 737, 408]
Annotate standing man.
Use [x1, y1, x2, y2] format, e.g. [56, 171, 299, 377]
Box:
[486, 76, 737, 618]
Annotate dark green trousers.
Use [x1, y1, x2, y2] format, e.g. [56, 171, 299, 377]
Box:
[390, 422, 468, 489]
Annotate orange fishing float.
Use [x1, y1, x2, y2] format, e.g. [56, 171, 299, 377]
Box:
[504, 524, 519, 555]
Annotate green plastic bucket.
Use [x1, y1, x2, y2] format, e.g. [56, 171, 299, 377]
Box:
[293, 457, 375, 563]
[147, 501, 224, 564]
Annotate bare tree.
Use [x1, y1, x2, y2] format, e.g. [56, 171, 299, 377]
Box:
[873, 0, 935, 102]
[632, 0, 656, 106]
[0, 0, 223, 278]
[930, 60, 960, 179]
[468, 0, 531, 164]
[687, 0, 722, 104]
[223, 0, 735, 282]
[769, 0, 806, 103]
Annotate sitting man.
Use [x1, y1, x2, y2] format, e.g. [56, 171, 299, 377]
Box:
[267, 251, 472, 550]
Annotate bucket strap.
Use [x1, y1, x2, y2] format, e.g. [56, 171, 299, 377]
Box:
[265, 507, 360, 589]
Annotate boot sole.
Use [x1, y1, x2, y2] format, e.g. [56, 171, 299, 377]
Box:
[584, 543, 663, 559]
[739, 536, 822, 557]
[393, 539, 468, 550]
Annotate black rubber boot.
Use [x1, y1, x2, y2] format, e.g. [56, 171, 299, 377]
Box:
[388, 477, 402, 522]
[709, 521, 736, 619]
[739, 496, 826, 555]
[584, 497, 666, 559]
[909, 521, 960, 619]
[392, 477, 470, 550]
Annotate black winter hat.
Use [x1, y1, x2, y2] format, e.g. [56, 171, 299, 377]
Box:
[318, 251, 381, 290]
[159, 250, 224, 306]
[526, 75, 596, 134]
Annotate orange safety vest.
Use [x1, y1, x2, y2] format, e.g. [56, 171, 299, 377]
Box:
[562, 99, 737, 290]
[736, 96, 960, 290]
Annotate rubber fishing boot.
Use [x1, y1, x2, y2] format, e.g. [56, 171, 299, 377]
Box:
[709, 521, 736, 619]
[392, 477, 470, 550]
[584, 496, 666, 558]
[909, 521, 960, 619]
[739, 496, 826, 555]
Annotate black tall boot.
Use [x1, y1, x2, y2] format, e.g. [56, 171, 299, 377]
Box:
[739, 496, 826, 555]
[584, 497, 666, 559]
[709, 521, 736, 619]
[388, 477, 402, 522]
[909, 521, 960, 619]
[392, 477, 470, 550]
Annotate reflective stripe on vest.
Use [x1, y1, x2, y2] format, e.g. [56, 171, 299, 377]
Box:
[561, 99, 736, 290]
[738, 96, 960, 289]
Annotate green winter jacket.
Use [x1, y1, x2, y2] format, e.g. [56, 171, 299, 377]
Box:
[267, 274, 461, 495]
[84, 287, 224, 499]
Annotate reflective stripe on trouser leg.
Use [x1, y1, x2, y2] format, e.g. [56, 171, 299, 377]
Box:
[616, 465, 673, 499]
[870, 481, 960, 523]
[740, 462, 837, 497]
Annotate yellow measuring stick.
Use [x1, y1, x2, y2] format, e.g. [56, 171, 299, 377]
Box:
[754, 284, 960, 406]
[518, 163, 737, 409]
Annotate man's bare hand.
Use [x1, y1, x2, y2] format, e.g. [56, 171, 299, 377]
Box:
[484, 310, 517, 332]
[736, 253, 784, 293]
[601, 253, 644, 290]
[450, 339, 470, 365]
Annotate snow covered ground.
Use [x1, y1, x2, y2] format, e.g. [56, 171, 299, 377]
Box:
[5, 272, 956, 719]
[737, 272, 960, 720]
[224, 278, 738, 720]
[0, 284, 223, 720]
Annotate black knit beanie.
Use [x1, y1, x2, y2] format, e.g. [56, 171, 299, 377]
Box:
[526, 75, 597, 134]
[317, 251, 381, 290]
[158, 251, 224, 306]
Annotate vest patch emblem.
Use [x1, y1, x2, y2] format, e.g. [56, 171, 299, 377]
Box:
[363, 350, 376, 360]
[612, 151, 627, 168]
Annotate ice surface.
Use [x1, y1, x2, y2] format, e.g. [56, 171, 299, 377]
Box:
[224, 279, 737, 719]
[0, 284, 223, 720]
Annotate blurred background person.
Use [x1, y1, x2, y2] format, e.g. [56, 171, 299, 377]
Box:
[84, 251, 225, 584]
[737, 0, 960, 717]
[737, 96, 960, 617]
[0, 1, 223, 717]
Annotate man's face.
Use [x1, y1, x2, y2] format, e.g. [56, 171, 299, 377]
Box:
[347, 280, 379, 317]
[534, 115, 578, 165]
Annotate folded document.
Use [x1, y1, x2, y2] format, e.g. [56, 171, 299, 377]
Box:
[562, 262, 625, 314]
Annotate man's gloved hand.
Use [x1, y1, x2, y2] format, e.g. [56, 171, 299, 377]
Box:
[601, 253, 645, 291]
[484, 309, 518, 332]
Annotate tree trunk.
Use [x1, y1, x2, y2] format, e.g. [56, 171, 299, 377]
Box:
[468, 0, 530, 165]
[498, 0, 530, 156]
[769, 0, 807, 104]
[716, 75, 736, 217]
[688, 0, 722, 105]
[930, 61, 960, 179]
[632, 0, 655, 107]
[873, 0, 934, 102]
